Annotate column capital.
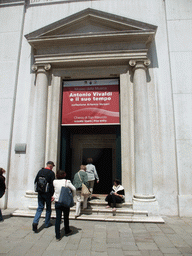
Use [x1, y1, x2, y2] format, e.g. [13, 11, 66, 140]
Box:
[129, 59, 151, 70]
[32, 64, 51, 72]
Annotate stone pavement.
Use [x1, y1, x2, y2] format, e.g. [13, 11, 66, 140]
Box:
[1, 214, 192, 256]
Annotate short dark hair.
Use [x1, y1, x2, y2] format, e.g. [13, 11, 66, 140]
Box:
[56, 170, 66, 179]
[87, 158, 93, 164]
[46, 161, 55, 166]
[0, 168, 4, 176]
[114, 179, 121, 185]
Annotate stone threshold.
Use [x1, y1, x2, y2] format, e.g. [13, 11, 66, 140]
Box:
[11, 209, 164, 223]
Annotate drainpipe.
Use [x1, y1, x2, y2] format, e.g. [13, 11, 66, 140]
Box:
[4, 0, 27, 209]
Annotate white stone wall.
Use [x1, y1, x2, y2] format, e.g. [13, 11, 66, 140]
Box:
[0, 3, 24, 208]
[166, 0, 192, 216]
[1, 0, 191, 215]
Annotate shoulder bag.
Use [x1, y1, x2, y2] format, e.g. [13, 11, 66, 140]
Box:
[58, 180, 74, 207]
[78, 172, 91, 196]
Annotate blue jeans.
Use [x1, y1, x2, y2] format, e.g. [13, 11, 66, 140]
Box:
[55, 202, 70, 239]
[33, 193, 52, 226]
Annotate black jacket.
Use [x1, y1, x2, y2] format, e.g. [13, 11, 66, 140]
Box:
[34, 168, 55, 196]
[0, 175, 6, 198]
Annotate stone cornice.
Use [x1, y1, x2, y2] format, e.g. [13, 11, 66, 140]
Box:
[27, 30, 155, 49]
[33, 50, 149, 68]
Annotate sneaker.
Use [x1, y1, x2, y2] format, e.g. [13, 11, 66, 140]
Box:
[112, 208, 116, 212]
[56, 237, 61, 242]
[106, 205, 110, 208]
[32, 223, 38, 233]
[65, 229, 73, 236]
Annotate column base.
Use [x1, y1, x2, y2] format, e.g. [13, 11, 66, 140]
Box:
[133, 194, 159, 216]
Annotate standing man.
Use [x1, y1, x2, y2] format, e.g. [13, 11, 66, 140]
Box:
[0, 168, 6, 222]
[86, 158, 99, 199]
[32, 161, 55, 232]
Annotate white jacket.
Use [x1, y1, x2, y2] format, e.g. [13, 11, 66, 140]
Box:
[53, 179, 76, 202]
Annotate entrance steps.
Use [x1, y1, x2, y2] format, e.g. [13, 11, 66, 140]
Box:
[12, 193, 164, 223]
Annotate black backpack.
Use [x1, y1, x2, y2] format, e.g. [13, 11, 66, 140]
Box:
[35, 175, 49, 193]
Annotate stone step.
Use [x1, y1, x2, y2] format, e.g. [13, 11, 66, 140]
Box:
[12, 209, 164, 223]
[88, 199, 133, 209]
[28, 205, 148, 216]
[25, 191, 133, 209]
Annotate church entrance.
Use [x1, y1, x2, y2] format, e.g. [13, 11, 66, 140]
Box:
[82, 148, 112, 194]
[60, 125, 121, 194]
[60, 78, 121, 194]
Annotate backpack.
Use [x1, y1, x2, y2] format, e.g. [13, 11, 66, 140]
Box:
[35, 175, 49, 193]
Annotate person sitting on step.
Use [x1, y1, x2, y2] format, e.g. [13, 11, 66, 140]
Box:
[105, 179, 125, 212]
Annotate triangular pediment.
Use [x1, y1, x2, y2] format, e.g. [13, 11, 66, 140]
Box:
[25, 8, 157, 42]
[26, 8, 157, 68]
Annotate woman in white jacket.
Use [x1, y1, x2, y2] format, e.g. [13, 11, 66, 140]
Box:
[52, 170, 76, 241]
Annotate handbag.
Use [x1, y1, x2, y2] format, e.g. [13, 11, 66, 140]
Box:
[58, 180, 74, 207]
[78, 172, 91, 196]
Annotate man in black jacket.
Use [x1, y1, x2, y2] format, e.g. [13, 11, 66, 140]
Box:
[32, 161, 55, 232]
[0, 168, 6, 222]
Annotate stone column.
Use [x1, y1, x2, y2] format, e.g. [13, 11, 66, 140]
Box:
[31, 64, 51, 170]
[129, 60, 158, 214]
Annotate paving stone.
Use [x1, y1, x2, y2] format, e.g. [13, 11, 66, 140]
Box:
[6, 241, 34, 256]
[78, 238, 92, 250]
[148, 251, 164, 256]
[92, 241, 107, 252]
[166, 234, 190, 247]
[76, 250, 91, 256]
[1, 216, 192, 256]
[91, 252, 108, 256]
[65, 242, 79, 250]
[107, 237, 120, 243]
[107, 248, 124, 256]
[153, 235, 175, 248]
[42, 250, 63, 256]
[121, 245, 139, 251]
[124, 251, 142, 255]
[159, 247, 181, 254]
[177, 247, 192, 254]
[62, 250, 77, 256]
[136, 242, 159, 251]
[107, 243, 122, 248]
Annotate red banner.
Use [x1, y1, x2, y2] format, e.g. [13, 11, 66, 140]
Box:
[62, 84, 119, 125]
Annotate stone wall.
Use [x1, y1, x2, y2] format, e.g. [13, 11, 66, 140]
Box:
[0, 0, 191, 216]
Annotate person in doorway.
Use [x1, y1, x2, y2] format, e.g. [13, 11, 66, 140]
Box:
[105, 179, 125, 212]
[52, 170, 76, 241]
[0, 168, 6, 222]
[73, 165, 89, 217]
[86, 158, 99, 199]
[32, 161, 55, 232]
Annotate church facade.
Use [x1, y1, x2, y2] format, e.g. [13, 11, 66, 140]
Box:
[0, 0, 192, 216]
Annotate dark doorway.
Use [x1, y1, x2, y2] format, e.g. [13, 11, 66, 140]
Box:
[82, 148, 112, 194]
